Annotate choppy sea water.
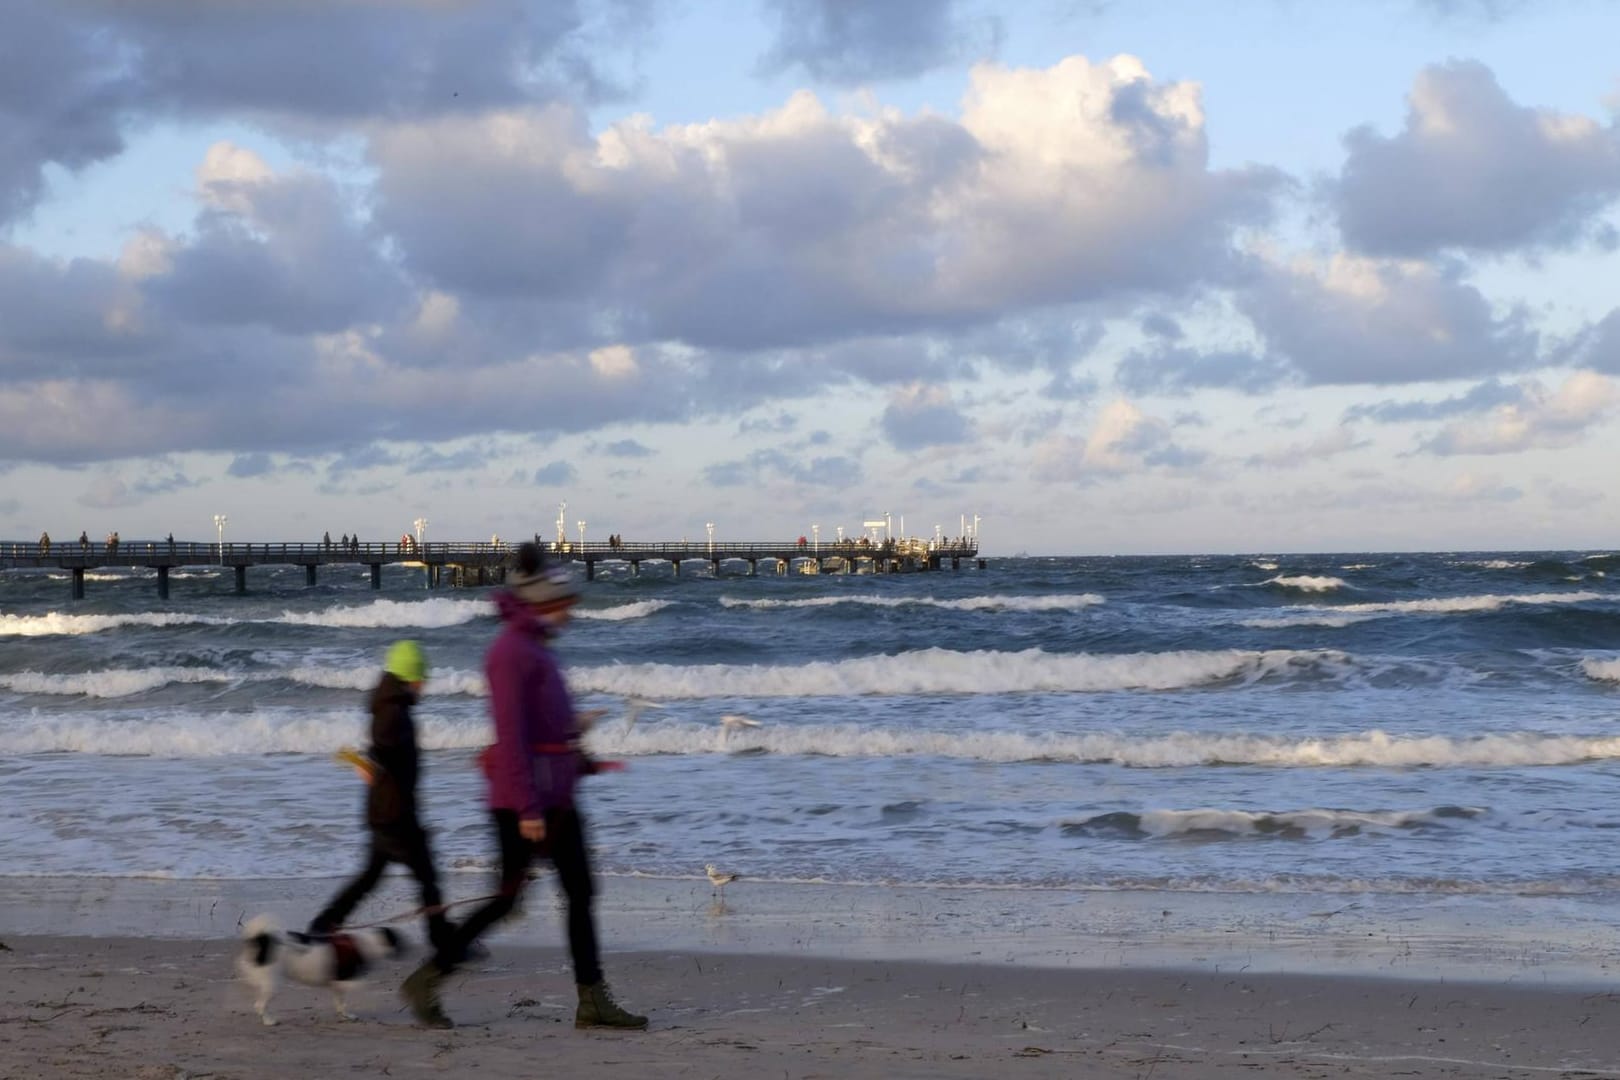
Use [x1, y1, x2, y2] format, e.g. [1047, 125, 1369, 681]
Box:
[4, 552, 1620, 910]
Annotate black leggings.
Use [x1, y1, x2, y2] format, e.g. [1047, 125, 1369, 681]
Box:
[437, 807, 600, 985]
[311, 824, 452, 952]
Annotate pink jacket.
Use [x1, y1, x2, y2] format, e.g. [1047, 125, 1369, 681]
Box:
[482, 590, 582, 817]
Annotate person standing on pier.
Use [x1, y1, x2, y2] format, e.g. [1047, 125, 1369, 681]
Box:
[401, 543, 646, 1031]
[38, 531, 49, 555]
[307, 640, 456, 957]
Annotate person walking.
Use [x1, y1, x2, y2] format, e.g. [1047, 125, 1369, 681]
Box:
[401, 543, 645, 1031]
[308, 640, 456, 956]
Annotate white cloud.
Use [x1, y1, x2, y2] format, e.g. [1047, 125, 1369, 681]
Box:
[1422, 370, 1619, 454]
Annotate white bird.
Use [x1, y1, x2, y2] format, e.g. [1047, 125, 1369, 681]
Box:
[623, 697, 665, 731]
[705, 863, 739, 896]
[719, 713, 761, 733]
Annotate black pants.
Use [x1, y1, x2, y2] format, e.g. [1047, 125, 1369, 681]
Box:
[311, 823, 452, 952]
[437, 807, 600, 986]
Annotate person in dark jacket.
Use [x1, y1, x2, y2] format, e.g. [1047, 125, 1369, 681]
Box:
[401, 543, 645, 1031]
[308, 640, 453, 954]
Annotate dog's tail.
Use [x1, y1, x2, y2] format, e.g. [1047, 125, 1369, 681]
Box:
[241, 914, 279, 968]
[242, 914, 280, 940]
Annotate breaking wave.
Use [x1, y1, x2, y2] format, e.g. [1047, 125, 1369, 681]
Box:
[719, 593, 1104, 613]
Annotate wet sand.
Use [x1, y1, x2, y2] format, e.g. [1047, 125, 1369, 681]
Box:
[3, 874, 1620, 1078]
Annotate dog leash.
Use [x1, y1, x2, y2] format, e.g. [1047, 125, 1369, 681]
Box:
[336, 892, 507, 931]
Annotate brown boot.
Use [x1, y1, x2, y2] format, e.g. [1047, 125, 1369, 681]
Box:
[575, 981, 647, 1029]
[401, 962, 454, 1029]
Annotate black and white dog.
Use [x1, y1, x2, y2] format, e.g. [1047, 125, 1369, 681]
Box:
[237, 915, 406, 1025]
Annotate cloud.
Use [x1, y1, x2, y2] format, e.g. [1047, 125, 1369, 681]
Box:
[601, 438, 654, 458]
[756, 0, 1001, 85]
[1031, 399, 1203, 482]
[75, 468, 198, 509]
[1333, 61, 1620, 255]
[1244, 425, 1369, 469]
[703, 448, 862, 488]
[1117, 344, 1291, 395]
[227, 452, 274, 478]
[1419, 370, 1619, 454]
[880, 383, 972, 450]
[1239, 253, 1537, 385]
[1343, 378, 1528, 423]
[368, 54, 1281, 351]
[532, 460, 579, 485]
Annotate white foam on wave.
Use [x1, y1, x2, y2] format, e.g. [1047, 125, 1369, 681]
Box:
[1263, 574, 1346, 592]
[568, 646, 1345, 699]
[577, 599, 673, 621]
[0, 707, 494, 756]
[1459, 559, 1532, 570]
[1580, 657, 1620, 684]
[1243, 590, 1604, 629]
[0, 664, 490, 698]
[0, 611, 233, 637]
[276, 597, 488, 629]
[589, 724, 1620, 768]
[719, 593, 1104, 613]
[11, 713, 1620, 766]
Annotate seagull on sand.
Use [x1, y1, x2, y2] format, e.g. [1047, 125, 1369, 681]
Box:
[705, 863, 740, 897]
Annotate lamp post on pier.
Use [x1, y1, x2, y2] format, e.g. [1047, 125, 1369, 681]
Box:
[811, 524, 819, 553]
[413, 517, 428, 552]
[706, 521, 715, 556]
[577, 520, 587, 550]
[213, 514, 228, 565]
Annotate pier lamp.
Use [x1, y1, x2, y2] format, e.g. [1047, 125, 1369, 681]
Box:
[706, 521, 715, 555]
[811, 524, 819, 553]
[972, 514, 981, 541]
[836, 526, 844, 543]
[577, 520, 586, 549]
[213, 514, 228, 564]
[413, 517, 428, 552]
[935, 524, 942, 548]
[556, 502, 567, 548]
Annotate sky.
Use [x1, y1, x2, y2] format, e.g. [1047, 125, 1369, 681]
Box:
[2, 0, 1619, 556]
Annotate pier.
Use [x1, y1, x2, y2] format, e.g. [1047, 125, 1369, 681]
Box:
[0, 537, 981, 600]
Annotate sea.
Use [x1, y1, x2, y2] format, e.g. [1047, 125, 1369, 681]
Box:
[4, 551, 1620, 917]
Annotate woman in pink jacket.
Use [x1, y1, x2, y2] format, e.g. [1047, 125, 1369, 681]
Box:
[401, 543, 645, 1031]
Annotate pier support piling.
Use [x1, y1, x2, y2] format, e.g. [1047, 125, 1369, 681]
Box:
[235, 566, 247, 594]
[306, 565, 317, 587]
[157, 566, 169, 600]
[72, 567, 85, 600]
[370, 564, 381, 590]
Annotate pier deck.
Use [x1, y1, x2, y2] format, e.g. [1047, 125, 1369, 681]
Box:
[0, 538, 981, 600]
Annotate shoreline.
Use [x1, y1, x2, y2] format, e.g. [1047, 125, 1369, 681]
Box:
[3, 872, 1617, 987]
[5, 935, 1620, 1079]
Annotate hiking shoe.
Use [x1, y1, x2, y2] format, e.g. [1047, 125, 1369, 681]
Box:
[575, 981, 647, 1030]
[401, 963, 454, 1029]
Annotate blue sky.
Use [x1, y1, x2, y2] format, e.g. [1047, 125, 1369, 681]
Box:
[2, 0, 1618, 555]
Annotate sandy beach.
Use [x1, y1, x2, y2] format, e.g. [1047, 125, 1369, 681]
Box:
[4, 874, 1620, 1078]
[6, 935, 1620, 1079]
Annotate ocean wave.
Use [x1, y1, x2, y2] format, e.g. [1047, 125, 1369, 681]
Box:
[0, 664, 490, 699]
[0, 708, 495, 756]
[1242, 589, 1605, 628]
[1581, 657, 1620, 684]
[275, 597, 489, 629]
[718, 593, 1104, 613]
[591, 724, 1620, 768]
[577, 599, 673, 621]
[0, 611, 233, 637]
[1061, 805, 1482, 841]
[568, 647, 1348, 698]
[1262, 575, 1347, 592]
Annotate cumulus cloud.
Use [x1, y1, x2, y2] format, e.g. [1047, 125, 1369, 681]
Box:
[880, 383, 972, 449]
[600, 438, 654, 457]
[227, 452, 275, 478]
[757, 0, 1001, 85]
[704, 448, 862, 488]
[368, 54, 1280, 351]
[1031, 399, 1203, 482]
[1419, 370, 1619, 454]
[1239, 253, 1537, 385]
[1334, 61, 1620, 255]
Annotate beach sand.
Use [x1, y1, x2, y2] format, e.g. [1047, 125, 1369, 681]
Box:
[3, 875, 1620, 1078]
